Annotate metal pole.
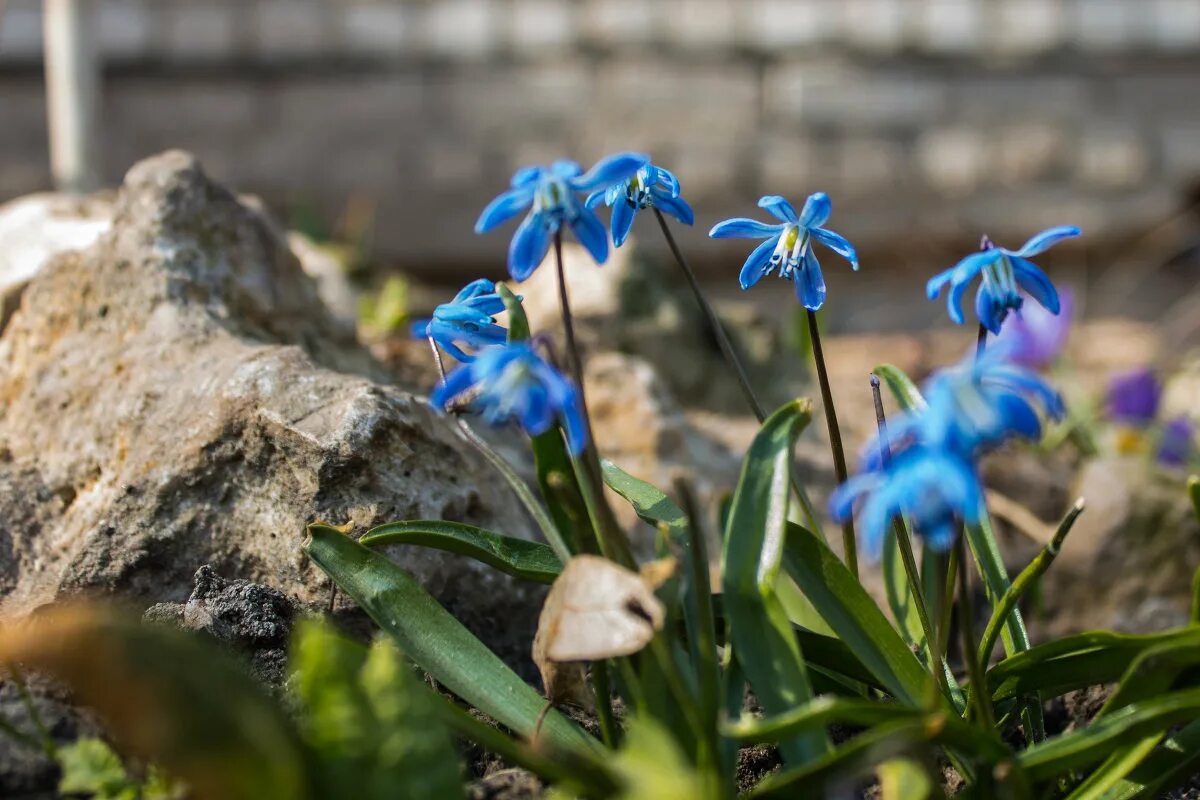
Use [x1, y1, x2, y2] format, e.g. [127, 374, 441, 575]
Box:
[43, 0, 99, 193]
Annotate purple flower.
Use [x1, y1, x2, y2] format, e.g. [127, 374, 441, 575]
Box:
[1158, 416, 1195, 467]
[1106, 367, 1161, 426]
[994, 288, 1074, 369]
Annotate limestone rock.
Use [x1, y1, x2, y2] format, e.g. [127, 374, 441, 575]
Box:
[0, 151, 538, 645]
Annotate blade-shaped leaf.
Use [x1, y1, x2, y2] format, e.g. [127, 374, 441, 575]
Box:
[1188, 475, 1199, 524]
[1098, 718, 1200, 799]
[0, 605, 310, 800]
[721, 399, 828, 763]
[783, 522, 933, 708]
[872, 364, 928, 412]
[360, 520, 562, 584]
[601, 459, 687, 535]
[498, 283, 530, 342]
[304, 524, 598, 756]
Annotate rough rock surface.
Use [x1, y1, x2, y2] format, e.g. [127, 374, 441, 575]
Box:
[0, 151, 538, 642]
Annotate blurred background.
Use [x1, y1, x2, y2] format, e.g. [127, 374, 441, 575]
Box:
[1, 0, 1199, 332]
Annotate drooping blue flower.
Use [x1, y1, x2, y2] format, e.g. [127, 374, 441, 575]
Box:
[994, 287, 1074, 369]
[709, 192, 859, 311]
[1105, 367, 1160, 426]
[432, 342, 588, 455]
[1158, 416, 1195, 468]
[926, 226, 1080, 334]
[411, 278, 510, 362]
[831, 446, 984, 558]
[475, 153, 650, 281]
[584, 163, 694, 247]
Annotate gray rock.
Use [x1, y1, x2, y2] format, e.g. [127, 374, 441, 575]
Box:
[0, 151, 539, 649]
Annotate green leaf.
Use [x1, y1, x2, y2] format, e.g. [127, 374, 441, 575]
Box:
[872, 364, 928, 412]
[360, 520, 562, 584]
[304, 524, 597, 756]
[782, 522, 932, 708]
[881, 519, 928, 658]
[57, 738, 138, 800]
[879, 757, 935, 800]
[1098, 719, 1200, 799]
[601, 459, 688, 534]
[610, 717, 719, 800]
[498, 283, 530, 343]
[0, 607, 310, 800]
[1188, 475, 1200, 524]
[1018, 687, 1200, 782]
[721, 399, 828, 763]
[291, 622, 464, 799]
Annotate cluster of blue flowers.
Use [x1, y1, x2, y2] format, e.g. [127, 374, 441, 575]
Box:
[831, 347, 1065, 557]
[421, 149, 1088, 552]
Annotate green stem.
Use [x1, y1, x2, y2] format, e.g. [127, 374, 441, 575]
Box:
[977, 499, 1085, 669]
[591, 660, 619, 749]
[552, 233, 635, 568]
[935, 547, 958, 685]
[806, 309, 857, 577]
[654, 209, 826, 540]
[956, 536, 994, 729]
[430, 338, 573, 563]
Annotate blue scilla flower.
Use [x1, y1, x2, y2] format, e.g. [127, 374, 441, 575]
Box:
[926, 226, 1080, 334]
[584, 163, 694, 247]
[830, 446, 983, 558]
[432, 342, 588, 456]
[411, 278, 510, 362]
[708, 192, 858, 311]
[475, 153, 650, 281]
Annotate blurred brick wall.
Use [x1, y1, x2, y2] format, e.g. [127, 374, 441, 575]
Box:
[2, 0, 1199, 273]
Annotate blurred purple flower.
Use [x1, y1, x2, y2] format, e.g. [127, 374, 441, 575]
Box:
[1105, 367, 1161, 425]
[994, 288, 1074, 369]
[1158, 416, 1195, 467]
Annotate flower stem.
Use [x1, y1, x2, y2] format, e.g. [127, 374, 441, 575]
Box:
[653, 210, 826, 538]
[975, 323, 988, 361]
[806, 309, 858, 578]
[552, 233, 635, 568]
[870, 377, 937, 670]
[956, 535, 995, 728]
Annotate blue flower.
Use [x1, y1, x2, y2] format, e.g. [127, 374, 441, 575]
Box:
[831, 446, 983, 558]
[1105, 367, 1160, 426]
[926, 226, 1080, 334]
[1158, 416, 1195, 468]
[584, 163, 694, 247]
[432, 342, 588, 455]
[994, 288, 1074, 369]
[475, 153, 650, 281]
[709, 192, 859, 311]
[411, 279, 510, 362]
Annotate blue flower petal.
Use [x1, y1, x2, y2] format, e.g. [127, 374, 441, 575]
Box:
[975, 285, 1007, 334]
[550, 160, 584, 180]
[570, 205, 610, 263]
[508, 210, 554, 281]
[796, 247, 827, 310]
[1009, 256, 1060, 315]
[431, 361, 479, 410]
[738, 236, 781, 290]
[797, 192, 832, 227]
[510, 166, 544, 187]
[758, 195, 798, 223]
[475, 185, 536, 233]
[610, 199, 638, 247]
[438, 340, 475, 362]
[709, 218, 785, 239]
[651, 167, 681, 197]
[810, 226, 859, 270]
[1011, 225, 1081, 258]
[452, 278, 497, 303]
[571, 152, 650, 194]
[584, 189, 606, 210]
[653, 191, 694, 225]
[925, 268, 955, 301]
[410, 318, 432, 340]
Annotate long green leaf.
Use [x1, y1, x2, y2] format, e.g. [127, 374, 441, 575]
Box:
[1099, 718, 1200, 799]
[783, 522, 932, 708]
[601, 459, 687, 535]
[721, 399, 828, 763]
[359, 520, 562, 584]
[872, 364, 928, 412]
[1019, 687, 1200, 781]
[304, 524, 597, 755]
[1188, 475, 1199, 524]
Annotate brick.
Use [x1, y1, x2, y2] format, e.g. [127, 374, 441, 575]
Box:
[582, 0, 659, 46]
[917, 0, 983, 54]
[1149, 0, 1200, 49]
[664, 0, 740, 49]
[994, 0, 1065, 55]
[165, 1, 239, 60]
[953, 76, 1090, 121]
[744, 0, 838, 50]
[1070, 0, 1139, 50]
[836, 136, 906, 196]
[1076, 129, 1149, 188]
[1162, 123, 1200, 175]
[915, 127, 990, 194]
[993, 121, 1066, 184]
[424, 139, 487, 189]
[840, 0, 907, 53]
[338, 1, 410, 57]
[510, 0, 577, 52]
[439, 63, 591, 142]
[0, 0, 43, 61]
[1115, 74, 1200, 119]
[670, 141, 742, 200]
[756, 134, 837, 194]
[254, 0, 331, 59]
[96, 0, 154, 59]
[765, 62, 943, 128]
[425, 0, 499, 59]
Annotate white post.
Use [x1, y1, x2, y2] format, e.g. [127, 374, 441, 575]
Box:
[43, 0, 99, 193]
